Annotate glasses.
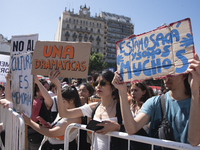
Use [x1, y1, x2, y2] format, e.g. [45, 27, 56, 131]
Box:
[92, 80, 109, 87]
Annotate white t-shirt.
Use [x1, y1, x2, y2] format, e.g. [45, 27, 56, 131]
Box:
[80, 103, 118, 150]
[48, 118, 78, 145]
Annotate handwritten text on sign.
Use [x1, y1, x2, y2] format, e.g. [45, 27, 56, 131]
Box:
[11, 34, 38, 56]
[11, 52, 33, 117]
[0, 54, 10, 83]
[116, 18, 195, 82]
[32, 41, 91, 78]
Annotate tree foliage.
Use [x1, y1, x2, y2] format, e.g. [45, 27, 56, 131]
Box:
[88, 52, 108, 75]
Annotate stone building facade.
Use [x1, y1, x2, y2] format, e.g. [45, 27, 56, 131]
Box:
[55, 5, 134, 64]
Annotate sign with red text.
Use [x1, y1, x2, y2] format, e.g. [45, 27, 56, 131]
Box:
[31, 41, 91, 78]
[116, 18, 195, 82]
[11, 34, 38, 56]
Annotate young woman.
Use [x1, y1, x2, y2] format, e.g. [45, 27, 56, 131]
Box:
[129, 82, 150, 133]
[78, 82, 95, 105]
[49, 70, 122, 150]
[23, 86, 82, 150]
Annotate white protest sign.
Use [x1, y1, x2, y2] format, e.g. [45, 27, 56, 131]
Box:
[0, 54, 10, 83]
[116, 18, 195, 82]
[10, 52, 33, 117]
[11, 34, 38, 56]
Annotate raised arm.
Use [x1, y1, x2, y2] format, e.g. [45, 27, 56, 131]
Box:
[112, 71, 149, 135]
[49, 70, 97, 118]
[23, 114, 81, 137]
[187, 54, 200, 146]
[34, 75, 53, 109]
[5, 71, 12, 102]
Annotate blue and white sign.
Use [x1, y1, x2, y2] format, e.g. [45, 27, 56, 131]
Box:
[116, 18, 195, 82]
[11, 52, 33, 117]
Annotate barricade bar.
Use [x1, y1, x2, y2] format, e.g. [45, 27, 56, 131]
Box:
[64, 123, 200, 150]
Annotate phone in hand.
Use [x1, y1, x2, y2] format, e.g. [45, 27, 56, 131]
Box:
[86, 120, 104, 131]
[36, 116, 51, 128]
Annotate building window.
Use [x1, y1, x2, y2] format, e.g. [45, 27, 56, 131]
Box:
[98, 29, 100, 33]
[90, 22, 91, 26]
[80, 26, 82, 29]
[83, 21, 85, 25]
[97, 42, 99, 46]
[91, 28, 93, 32]
[69, 18, 71, 23]
[80, 20, 82, 25]
[97, 23, 98, 27]
[97, 49, 99, 53]
[73, 19, 75, 23]
[67, 24, 69, 28]
[93, 23, 94, 27]
[86, 21, 88, 26]
[100, 24, 101, 28]
[85, 27, 88, 30]
[77, 20, 78, 24]
[74, 25, 76, 29]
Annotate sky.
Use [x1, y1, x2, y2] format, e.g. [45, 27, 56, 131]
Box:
[0, 0, 199, 57]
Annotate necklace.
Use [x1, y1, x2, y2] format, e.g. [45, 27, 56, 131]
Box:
[99, 101, 116, 120]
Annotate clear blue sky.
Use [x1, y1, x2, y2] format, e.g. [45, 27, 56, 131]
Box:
[0, 0, 199, 57]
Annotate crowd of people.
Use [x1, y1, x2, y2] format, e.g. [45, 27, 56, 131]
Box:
[0, 53, 199, 150]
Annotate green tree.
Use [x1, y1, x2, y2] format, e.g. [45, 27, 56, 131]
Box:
[88, 52, 108, 75]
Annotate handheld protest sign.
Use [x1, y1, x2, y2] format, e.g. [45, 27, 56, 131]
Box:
[11, 34, 38, 56]
[0, 54, 10, 84]
[10, 52, 33, 117]
[31, 41, 91, 78]
[116, 18, 195, 82]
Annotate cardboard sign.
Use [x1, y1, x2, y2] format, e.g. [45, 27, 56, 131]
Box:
[31, 41, 91, 78]
[11, 34, 38, 56]
[116, 18, 195, 82]
[0, 54, 10, 84]
[10, 52, 33, 117]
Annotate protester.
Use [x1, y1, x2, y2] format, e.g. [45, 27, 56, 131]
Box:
[78, 82, 95, 105]
[48, 82, 56, 97]
[23, 86, 82, 150]
[112, 53, 200, 146]
[147, 86, 155, 97]
[0, 72, 53, 150]
[129, 82, 150, 132]
[49, 70, 124, 150]
[87, 75, 93, 84]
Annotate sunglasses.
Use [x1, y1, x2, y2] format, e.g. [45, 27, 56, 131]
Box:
[92, 80, 110, 87]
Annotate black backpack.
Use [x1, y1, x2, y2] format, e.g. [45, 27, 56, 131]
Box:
[151, 94, 175, 150]
[91, 102, 150, 150]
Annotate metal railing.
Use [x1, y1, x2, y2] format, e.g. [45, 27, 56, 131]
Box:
[64, 123, 200, 150]
[0, 105, 25, 150]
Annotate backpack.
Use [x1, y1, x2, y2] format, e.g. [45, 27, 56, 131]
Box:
[151, 94, 175, 150]
[91, 102, 150, 150]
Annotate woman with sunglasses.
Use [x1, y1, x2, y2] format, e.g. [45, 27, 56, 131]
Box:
[49, 70, 123, 150]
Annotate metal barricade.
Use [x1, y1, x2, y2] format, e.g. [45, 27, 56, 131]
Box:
[0, 105, 25, 150]
[64, 123, 200, 150]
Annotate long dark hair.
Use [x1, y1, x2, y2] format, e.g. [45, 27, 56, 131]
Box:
[99, 70, 119, 101]
[61, 86, 81, 108]
[79, 82, 95, 97]
[131, 81, 150, 104]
